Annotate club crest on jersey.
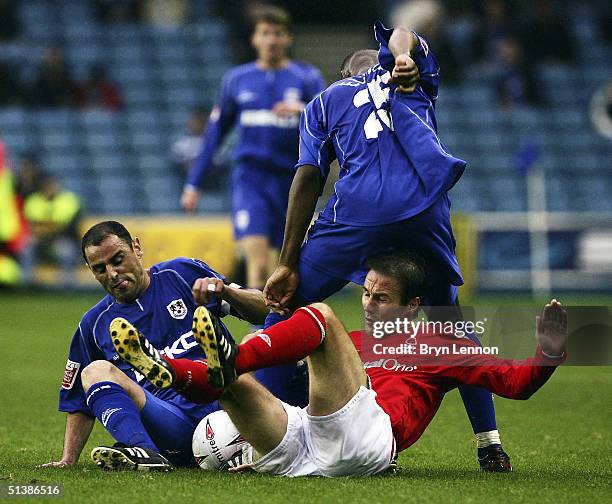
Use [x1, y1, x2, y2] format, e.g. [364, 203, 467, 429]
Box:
[284, 87, 302, 103]
[167, 298, 188, 320]
[61, 359, 81, 389]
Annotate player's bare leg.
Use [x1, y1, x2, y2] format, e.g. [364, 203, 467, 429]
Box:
[303, 303, 369, 416]
[219, 375, 288, 456]
[239, 235, 271, 289]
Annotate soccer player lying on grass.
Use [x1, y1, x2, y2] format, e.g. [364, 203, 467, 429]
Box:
[41, 220, 268, 471]
[111, 253, 567, 476]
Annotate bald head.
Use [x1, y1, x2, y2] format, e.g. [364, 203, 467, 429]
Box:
[340, 49, 378, 79]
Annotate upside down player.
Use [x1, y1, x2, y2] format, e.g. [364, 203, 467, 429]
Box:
[181, 5, 325, 292]
[111, 252, 567, 476]
[262, 22, 512, 469]
[40, 221, 268, 470]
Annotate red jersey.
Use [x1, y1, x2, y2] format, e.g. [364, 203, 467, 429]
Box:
[349, 330, 564, 452]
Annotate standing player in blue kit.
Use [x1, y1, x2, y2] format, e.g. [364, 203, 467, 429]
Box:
[181, 5, 325, 292]
[263, 21, 512, 471]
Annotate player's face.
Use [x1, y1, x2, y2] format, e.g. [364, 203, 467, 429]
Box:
[251, 22, 292, 65]
[85, 235, 150, 303]
[362, 271, 404, 334]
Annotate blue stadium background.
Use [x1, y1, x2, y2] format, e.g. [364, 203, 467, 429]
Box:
[1, 0, 610, 291]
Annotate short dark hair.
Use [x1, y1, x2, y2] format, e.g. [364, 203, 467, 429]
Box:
[251, 5, 291, 31]
[340, 49, 378, 78]
[365, 251, 427, 304]
[81, 221, 133, 263]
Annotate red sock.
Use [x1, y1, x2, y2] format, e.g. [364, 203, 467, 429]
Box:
[235, 306, 326, 374]
[163, 357, 222, 404]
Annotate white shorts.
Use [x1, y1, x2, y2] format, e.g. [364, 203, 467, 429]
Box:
[251, 386, 396, 477]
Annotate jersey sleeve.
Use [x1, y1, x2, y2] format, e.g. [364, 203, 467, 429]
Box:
[168, 257, 226, 293]
[295, 94, 336, 182]
[435, 340, 565, 400]
[186, 71, 238, 188]
[374, 20, 440, 100]
[58, 322, 104, 416]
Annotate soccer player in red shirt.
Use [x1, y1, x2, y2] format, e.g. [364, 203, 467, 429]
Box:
[110, 252, 567, 475]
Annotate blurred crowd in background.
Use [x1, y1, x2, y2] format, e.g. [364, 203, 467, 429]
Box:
[2, 0, 609, 108]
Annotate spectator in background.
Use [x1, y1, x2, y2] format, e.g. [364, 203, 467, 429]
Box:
[21, 174, 82, 287]
[75, 64, 124, 111]
[170, 106, 208, 176]
[519, 0, 574, 64]
[32, 46, 77, 107]
[494, 36, 541, 108]
[391, 0, 462, 83]
[0, 0, 21, 42]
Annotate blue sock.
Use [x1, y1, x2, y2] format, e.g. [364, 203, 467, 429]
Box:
[458, 331, 501, 456]
[264, 311, 287, 329]
[86, 381, 158, 451]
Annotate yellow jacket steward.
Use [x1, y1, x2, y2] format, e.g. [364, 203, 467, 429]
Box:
[24, 191, 82, 230]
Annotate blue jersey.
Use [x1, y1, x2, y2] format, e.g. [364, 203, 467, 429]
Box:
[296, 22, 466, 227]
[187, 61, 325, 187]
[59, 257, 234, 422]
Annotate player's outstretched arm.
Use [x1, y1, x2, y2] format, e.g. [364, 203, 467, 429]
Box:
[39, 412, 94, 467]
[437, 300, 567, 400]
[264, 165, 320, 310]
[192, 277, 269, 324]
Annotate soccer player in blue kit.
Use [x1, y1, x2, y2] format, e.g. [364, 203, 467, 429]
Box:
[41, 221, 268, 470]
[263, 22, 512, 471]
[181, 6, 325, 292]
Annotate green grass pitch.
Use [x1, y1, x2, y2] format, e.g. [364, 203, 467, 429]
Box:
[0, 290, 610, 503]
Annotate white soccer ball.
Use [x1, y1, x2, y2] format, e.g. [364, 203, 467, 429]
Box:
[192, 410, 250, 470]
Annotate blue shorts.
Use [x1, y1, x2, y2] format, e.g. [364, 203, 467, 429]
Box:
[140, 390, 220, 467]
[297, 194, 463, 305]
[231, 164, 295, 249]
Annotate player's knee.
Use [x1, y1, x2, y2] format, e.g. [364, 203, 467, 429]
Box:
[80, 360, 120, 391]
[308, 302, 336, 327]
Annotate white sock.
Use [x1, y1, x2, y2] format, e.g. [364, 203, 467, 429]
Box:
[476, 430, 501, 448]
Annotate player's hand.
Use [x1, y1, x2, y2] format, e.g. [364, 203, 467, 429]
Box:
[227, 463, 254, 473]
[37, 459, 74, 468]
[263, 265, 299, 314]
[181, 186, 201, 213]
[389, 53, 420, 94]
[272, 101, 304, 117]
[536, 299, 568, 357]
[193, 277, 225, 305]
